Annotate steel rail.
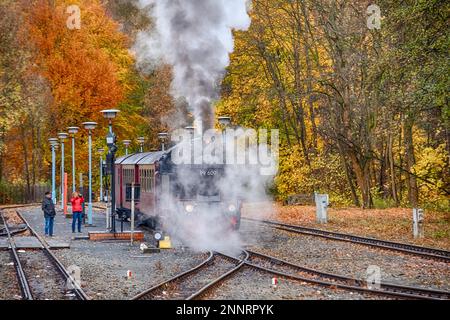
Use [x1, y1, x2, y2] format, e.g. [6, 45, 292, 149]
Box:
[0, 211, 33, 300]
[246, 249, 450, 300]
[243, 217, 450, 262]
[132, 251, 214, 300]
[15, 210, 89, 300]
[186, 251, 249, 300]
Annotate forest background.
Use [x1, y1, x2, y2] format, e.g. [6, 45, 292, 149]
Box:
[0, 0, 448, 212]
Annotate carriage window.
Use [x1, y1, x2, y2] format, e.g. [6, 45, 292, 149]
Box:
[122, 168, 134, 185]
[140, 168, 154, 192]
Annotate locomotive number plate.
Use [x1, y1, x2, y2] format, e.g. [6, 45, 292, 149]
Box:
[200, 169, 218, 176]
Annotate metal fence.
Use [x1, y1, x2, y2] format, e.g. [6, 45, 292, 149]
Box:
[0, 183, 50, 204]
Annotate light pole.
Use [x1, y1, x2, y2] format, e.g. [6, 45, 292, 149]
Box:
[122, 140, 131, 155]
[57, 132, 68, 208]
[137, 137, 145, 153]
[48, 138, 59, 204]
[185, 126, 195, 163]
[67, 126, 79, 193]
[82, 122, 97, 225]
[218, 116, 231, 164]
[98, 148, 105, 202]
[101, 109, 120, 233]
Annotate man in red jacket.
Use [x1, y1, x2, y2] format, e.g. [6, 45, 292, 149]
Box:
[70, 192, 84, 233]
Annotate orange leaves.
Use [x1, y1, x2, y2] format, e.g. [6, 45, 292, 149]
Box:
[24, 0, 126, 131]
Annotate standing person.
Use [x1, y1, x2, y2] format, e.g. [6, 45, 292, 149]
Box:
[42, 191, 56, 237]
[70, 191, 84, 233]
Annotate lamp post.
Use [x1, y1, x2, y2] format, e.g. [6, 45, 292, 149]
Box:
[82, 122, 97, 225]
[122, 140, 131, 155]
[101, 109, 120, 233]
[137, 137, 145, 153]
[218, 116, 231, 164]
[185, 126, 195, 164]
[57, 132, 68, 208]
[98, 148, 105, 202]
[48, 138, 59, 204]
[67, 126, 79, 193]
[158, 132, 169, 151]
[54, 143, 59, 200]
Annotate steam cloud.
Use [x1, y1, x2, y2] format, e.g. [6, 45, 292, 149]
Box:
[134, 0, 275, 254]
[134, 0, 252, 132]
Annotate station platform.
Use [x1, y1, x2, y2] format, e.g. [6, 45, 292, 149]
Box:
[17, 204, 136, 246]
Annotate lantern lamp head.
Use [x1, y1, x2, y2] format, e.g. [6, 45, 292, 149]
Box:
[100, 109, 120, 120]
[57, 132, 69, 140]
[218, 116, 231, 127]
[158, 132, 169, 142]
[137, 137, 145, 144]
[67, 126, 79, 134]
[82, 122, 97, 130]
[48, 138, 59, 146]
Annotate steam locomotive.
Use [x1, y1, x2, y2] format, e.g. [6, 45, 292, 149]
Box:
[114, 143, 242, 233]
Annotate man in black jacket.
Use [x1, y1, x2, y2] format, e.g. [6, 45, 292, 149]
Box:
[42, 191, 56, 237]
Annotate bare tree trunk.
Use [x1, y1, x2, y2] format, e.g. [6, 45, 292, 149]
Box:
[388, 134, 398, 205]
[398, 125, 403, 202]
[31, 120, 36, 200]
[20, 127, 31, 200]
[337, 142, 360, 206]
[378, 142, 386, 196]
[349, 151, 372, 208]
[403, 116, 419, 207]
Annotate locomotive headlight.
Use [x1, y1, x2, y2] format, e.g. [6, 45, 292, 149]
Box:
[228, 204, 236, 212]
[185, 204, 194, 213]
[154, 232, 163, 241]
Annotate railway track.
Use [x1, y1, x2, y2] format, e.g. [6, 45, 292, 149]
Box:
[134, 247, 450, 300]
[243, 217, 450, 262]
[2, 204, 447, 300]
[132, 251, 248, 300]
[0, 212, 33, 300]
[0, 207, 89, 300]
[245, 249, 450, 300]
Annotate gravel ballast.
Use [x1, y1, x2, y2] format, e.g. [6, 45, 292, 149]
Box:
[17, 207, 208, 300]
[0, 251, 21, 300]
[240, 220, 450, 292]
[3, 206, 447, 300]
[204, 266, 391, 300]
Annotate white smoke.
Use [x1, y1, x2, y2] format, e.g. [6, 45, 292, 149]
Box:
[133, 0, 276, 254]
[134, 0, 252, 131]
[155, 129, 276, 255]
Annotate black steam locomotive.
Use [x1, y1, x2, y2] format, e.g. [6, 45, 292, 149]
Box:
[114, 143, 242, 232]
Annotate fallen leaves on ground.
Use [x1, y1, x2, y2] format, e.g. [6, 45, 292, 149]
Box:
[242, 203, 450, 250]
